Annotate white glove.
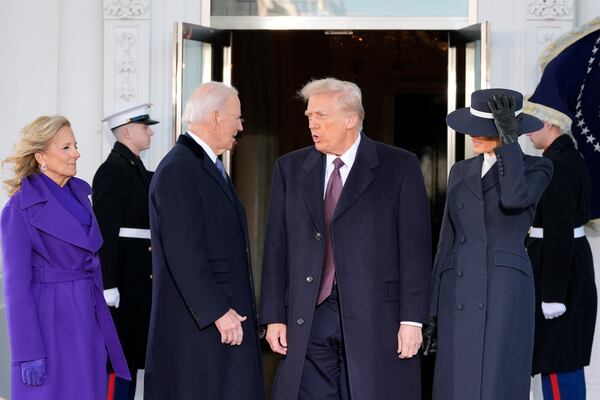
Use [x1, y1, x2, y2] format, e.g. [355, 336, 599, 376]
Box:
[103, 287, 120, 308]
[541, 302, 566, 319]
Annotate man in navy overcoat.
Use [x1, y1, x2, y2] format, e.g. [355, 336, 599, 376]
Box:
[144, 82, 264, 400]
[260, 78, 432, 399]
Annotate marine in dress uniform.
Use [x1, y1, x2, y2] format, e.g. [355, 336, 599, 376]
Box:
[524, 19, 599, 399]
[92, 103, 159, 400]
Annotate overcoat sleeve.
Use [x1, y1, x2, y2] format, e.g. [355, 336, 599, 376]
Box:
[430, 164, 457, 317]
[153, 162, 230, 330]
[494, 143, 553, 210]
[259, 159, 288, 326]
[0, 204, 46, 362]
[539, 160, 576, 303]
[92, 162, 131, 289]
[397, 154, 432, 324]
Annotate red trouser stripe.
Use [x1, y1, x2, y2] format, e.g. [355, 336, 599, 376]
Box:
[107, 372, 116, 400]
[550, 373, 561, 400]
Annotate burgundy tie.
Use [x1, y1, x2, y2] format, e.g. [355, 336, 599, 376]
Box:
[317, 157, 345, 305]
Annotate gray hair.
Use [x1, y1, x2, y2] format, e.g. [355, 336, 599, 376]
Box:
[299, 78, 365, 130]
[182, 82, 239, 124]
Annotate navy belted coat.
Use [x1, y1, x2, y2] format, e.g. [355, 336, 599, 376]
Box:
[430, 143, 553, 400]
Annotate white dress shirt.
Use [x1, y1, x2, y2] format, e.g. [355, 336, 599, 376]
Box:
[481, 152, 497, 178]
[186, 131, 218, 164]
[323, 134, 361, 198]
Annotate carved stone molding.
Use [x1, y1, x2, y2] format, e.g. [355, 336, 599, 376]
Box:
[104, 0, 150, 19]
[526, 0, 574, 20]
[116, 31, 137, 101]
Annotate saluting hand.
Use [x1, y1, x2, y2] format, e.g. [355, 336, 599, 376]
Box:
[215, 308, 247, 346]
[488, 94, 520, 144]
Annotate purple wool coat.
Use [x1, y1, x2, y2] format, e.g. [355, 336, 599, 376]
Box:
[0, 174, 129, 399]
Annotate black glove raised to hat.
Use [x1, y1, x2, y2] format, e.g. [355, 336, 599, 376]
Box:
[488, 94, 519, 144]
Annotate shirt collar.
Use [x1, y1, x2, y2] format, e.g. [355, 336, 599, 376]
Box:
[186, 131, 218, 163]
[326, 133, 361, 169]
[484, 152, 497, 164]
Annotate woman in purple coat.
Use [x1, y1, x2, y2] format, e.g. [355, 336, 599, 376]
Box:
[1, 115, 130, 399]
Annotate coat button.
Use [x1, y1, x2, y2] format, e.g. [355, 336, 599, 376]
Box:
[479, 269, 485, 275]
[306, 276, 314, 283]
[150, 274, 153, 279]
[148, 246, 152, 252]
[456, 270, 463, 277]
[478, 201, 483, 207]
[480, 235, 486, 242]
[315, 232, 322, 240]
[297, 318, 305, 326]
[456, 304, 464, 311]
[478, 302, 485, 309]
[459, 236, 466, 243]
[457, 203, 464, 210]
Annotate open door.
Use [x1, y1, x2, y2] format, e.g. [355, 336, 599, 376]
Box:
[173, 22, 233, 169]
[447, 22, 490, 171]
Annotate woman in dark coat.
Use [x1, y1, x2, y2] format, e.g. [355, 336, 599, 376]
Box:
[1, 115, 129, 399]
[423, 89, 553, 400]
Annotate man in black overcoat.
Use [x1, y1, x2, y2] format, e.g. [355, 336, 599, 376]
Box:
[144, 82, 264, 400]
[524, 19, 599, 398]
[259, 78, 432, 399]
[93, 103, 158, 399]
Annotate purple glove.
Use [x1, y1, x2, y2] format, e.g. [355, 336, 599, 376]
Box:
[21, 358, 45, 386]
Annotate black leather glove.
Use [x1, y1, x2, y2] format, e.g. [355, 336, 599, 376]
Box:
[421, 316, 437, 356]
[488, 94, 519, 144]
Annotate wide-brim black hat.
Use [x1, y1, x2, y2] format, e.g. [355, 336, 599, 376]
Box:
[446, 88, 543, 137]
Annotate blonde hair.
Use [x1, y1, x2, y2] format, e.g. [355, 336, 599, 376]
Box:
[299, 78, 365, 130]
[2, 115, 71, 196]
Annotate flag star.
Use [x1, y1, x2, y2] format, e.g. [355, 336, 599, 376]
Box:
[595, 142, 600, 152]
[577, 119, 585, 128]
[594, 46, 599, 54]
[576, 110, 583, 118]
[597, 36, 600, 44]
[588, 66, 593, 73]
[589, 57, 596, 64]
[586, 134, 596, 144]
[582, 126, 590, 135]
[577, 100, 582, 109]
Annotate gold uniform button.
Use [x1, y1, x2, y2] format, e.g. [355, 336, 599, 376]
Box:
[148, 246, 152, 252]
[150, 274, 153, 279]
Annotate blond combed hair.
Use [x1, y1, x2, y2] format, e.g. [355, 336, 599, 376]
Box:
[299, 77, 365, 130]
[2, 115, 71, 197]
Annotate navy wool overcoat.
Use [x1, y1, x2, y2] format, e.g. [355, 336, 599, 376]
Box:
[260, 134, 432, 400]
[144, 134, 264, 400]
[430, 143, 553, 400]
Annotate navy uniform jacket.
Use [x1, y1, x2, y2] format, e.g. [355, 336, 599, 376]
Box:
[92, 141, 153, 372]
[527, 134, 597, 374]
[260, 134, 432, 400]
[144, 134, 263, 400]
[431, 143, 552, 400]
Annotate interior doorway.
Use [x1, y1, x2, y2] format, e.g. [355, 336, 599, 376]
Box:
[228, 29, 448, 398]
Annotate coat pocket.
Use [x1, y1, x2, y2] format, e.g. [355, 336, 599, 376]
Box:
[438, 253, 455, 275]
[384, 281, 401, 301]
[493, 249, 532, 276]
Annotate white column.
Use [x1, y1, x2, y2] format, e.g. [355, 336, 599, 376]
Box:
[57, 0, 104, 184]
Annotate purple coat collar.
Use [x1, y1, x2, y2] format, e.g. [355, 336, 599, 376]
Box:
[19, 174, 103, 253]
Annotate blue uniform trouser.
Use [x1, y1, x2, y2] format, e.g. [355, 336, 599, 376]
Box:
[541, 369, 585, 400]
